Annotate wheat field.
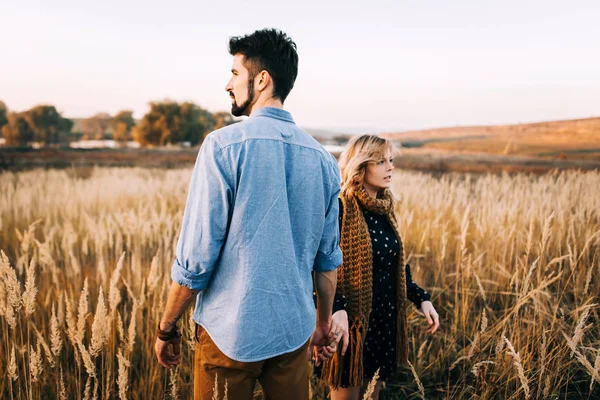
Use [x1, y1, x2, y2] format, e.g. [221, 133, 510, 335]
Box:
[0, 167, 599, 399]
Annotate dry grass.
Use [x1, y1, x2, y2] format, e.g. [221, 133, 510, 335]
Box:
[383, 116, 600, 160]
[0, 167, 599, 399]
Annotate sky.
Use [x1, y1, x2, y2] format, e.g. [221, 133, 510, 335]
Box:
[1, 0, 599, 133]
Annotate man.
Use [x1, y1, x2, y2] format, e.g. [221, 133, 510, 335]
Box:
[155, 29, 343, 400]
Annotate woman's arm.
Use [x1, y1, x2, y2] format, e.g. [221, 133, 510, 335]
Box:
[405, 264, 439, 333]
[405, 263, 431, 308]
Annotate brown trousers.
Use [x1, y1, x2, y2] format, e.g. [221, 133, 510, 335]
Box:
[194, 325, 310, 400]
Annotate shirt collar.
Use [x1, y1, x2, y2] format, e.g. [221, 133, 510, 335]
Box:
[250, 107, 295, 123]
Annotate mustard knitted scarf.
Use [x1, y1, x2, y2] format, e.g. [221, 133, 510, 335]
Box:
[320, 186, 408, 388]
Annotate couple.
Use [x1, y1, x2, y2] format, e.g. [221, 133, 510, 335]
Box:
[154, 29, 439, 400]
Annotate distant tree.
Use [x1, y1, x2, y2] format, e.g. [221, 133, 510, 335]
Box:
[181, 102, 219, 146]
[81, 112, 112, 139]
[112, 110, 135, 143]
[134, 101, 184, 146]
[23, 105, 73, 145]
[134, 101, 238, 147]
[2, 112, 34, 146]
[0, 101, 7, 134]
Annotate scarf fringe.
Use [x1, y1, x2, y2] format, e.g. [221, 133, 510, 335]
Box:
[349, 318, 366, 386]
[396, 307, 409, 365]
[320, 317, 367, 389]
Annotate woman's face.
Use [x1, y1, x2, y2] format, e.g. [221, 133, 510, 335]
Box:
[363, 149, 394, 195]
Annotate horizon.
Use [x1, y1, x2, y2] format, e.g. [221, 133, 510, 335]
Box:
[1, 0, 600, 134]
[63, 112, 600, 137]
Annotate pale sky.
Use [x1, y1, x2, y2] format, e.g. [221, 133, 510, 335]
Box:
[1, 0, 599, 133]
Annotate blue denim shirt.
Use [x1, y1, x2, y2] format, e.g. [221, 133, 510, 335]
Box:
[171, 107, 343, 362]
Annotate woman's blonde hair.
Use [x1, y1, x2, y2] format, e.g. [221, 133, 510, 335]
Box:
[339, 134, 398, 197]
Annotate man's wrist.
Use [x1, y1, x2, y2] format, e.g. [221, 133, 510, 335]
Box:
[316, 317, 332, 329]
[157, 323, 181, 341]
[159, 321, 176, 332]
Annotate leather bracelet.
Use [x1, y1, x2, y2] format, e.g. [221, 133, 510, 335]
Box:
[157, 323, 181, 341]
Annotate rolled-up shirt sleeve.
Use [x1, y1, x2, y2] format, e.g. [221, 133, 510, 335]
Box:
[313, 163, 343, 272]
[171, 136, 234, 291]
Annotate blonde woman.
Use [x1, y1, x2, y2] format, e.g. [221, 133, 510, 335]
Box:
[317, 135, 440, 400]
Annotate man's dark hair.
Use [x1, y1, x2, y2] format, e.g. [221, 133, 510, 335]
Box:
[228, 28, 299, 102]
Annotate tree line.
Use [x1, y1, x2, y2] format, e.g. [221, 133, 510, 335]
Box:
[0, 100, 237, 147]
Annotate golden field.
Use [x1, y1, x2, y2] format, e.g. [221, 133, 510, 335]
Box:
[383, 117, 600, 161]
[0, 167, 599, 399]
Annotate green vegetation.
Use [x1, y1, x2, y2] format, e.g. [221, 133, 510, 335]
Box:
[1, 104, 73, 146]
[0, 100, 236, 148]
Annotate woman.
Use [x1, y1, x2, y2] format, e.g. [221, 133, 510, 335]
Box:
[318, 135, 440, 400]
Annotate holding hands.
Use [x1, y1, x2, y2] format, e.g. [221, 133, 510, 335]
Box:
[311, 310, 349, 366]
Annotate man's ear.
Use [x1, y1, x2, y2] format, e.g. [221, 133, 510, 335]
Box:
[255, 70, 271, 93]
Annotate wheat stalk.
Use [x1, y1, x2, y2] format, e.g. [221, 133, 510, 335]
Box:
[407, 360, 425, 400]
[472, 360, 496, 378]
[77, 278, 90, 343]
[77, 341, 96, 378]
[9, 345, 18, 381]
[211, 373, 220, 400]
[127, 300, 138, 354]
[35, 329, 55, 368]
[29, 341, 43, 384]
[503, 335, 530, 399]
[146, 254, 161, 292]
[51, 303, 63, 359]
[362, 368, 380, 400]
[117, 349, 130, 400]
[570, 304, 595, 355]
[188, 309, 196, 351]
[116, 310, 126, 345]
[473, 270, 486, 302]
[65, 294, 79, 350]
[169, 367, 180, 400]
[22, 258, 37, 317]
[1, 250, 23, 312]
[90, 285, 109, 358]
[59, 367, 68, 400]
[591, 348, 600, 392]
[538, 329, 547, 392]
[83, 375, 92, 400]
[109, 253, 126, 314]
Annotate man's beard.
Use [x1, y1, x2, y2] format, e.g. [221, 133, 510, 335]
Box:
[230, 78, 255, 117]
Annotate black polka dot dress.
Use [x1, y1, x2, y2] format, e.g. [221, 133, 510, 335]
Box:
[315, 205, 431, 387]
[359, 208, 430, 383]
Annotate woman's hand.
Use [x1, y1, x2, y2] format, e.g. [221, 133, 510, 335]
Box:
[420, 301, 440, 334]
[329, 310, 349, 355]
[313, 310, 349, 365]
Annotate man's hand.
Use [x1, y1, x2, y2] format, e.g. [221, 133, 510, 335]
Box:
[155, 333, 182, 369]
[312, 310, 349, 366]
[310, 321, 336, 366]
[155, 282, 199, 368]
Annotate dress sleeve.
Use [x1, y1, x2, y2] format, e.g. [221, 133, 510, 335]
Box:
[405, 263, 431, 308]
